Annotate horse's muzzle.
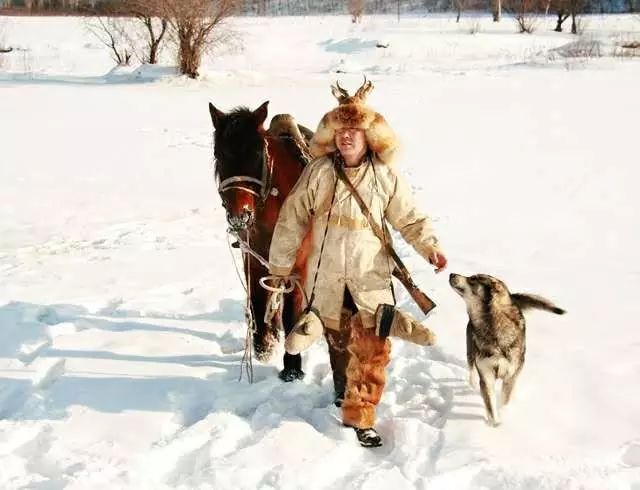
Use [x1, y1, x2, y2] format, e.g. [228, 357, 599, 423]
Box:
[227, 208, 254, 231]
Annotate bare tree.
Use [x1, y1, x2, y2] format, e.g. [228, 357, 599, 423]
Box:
[160, 0, 237, 79]
[454, 0, 484, 23]
[507, 0, 544, 32]
[86, 16, 133, 66]
[492, 0, 502, 21]
[454, 0, 467, 22]
[0, 18, 11, 56]
[568, 0, 584, 34]
[551, 0, 571, 31]
[348, 0, 365, 22]
[550, 0, 583, 31]
[123, 0, 169, 64]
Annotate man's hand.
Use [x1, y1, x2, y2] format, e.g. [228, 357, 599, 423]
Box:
[429, 252, 447, 274]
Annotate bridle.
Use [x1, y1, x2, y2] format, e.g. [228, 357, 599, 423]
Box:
[217, 137, 275, 215]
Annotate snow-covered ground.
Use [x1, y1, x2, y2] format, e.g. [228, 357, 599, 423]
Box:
[1, 13, 640, 489]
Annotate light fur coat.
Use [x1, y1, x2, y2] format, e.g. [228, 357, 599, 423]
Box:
[269, 154, 441, 330]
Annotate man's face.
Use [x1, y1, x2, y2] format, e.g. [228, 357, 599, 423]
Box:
[335, 128, 367, 160]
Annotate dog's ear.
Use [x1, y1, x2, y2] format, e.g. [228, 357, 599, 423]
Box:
[511, 293, 566, 315]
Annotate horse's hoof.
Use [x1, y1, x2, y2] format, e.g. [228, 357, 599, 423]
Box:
[278, 367, 305, 383]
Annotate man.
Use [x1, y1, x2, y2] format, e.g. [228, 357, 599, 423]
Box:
[268, 81, 447, 447]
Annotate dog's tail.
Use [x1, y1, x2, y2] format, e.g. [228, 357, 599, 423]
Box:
[511, 293, 566, 315]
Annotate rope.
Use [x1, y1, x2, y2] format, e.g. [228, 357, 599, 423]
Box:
[240, 234, 255, 383]
[227, 232, 311, 384]
[221, 135, 277, 384]
[226, 232, 255, 383]
[306, 155, 339, 309]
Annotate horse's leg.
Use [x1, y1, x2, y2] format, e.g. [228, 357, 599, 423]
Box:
[249, 263, 277, 362]
[278, 291, 304, 382]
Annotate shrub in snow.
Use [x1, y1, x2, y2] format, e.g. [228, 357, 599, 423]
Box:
[612, 33, 640, 57]
[506, 0, 545, 33]
[348, 0, 365, 23]
[163, 0, 237, 79]
[548, 36, 603, 59]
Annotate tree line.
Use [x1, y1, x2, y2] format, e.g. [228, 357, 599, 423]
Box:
[0, 0, 637, 14]
[2, 0, 637, 79]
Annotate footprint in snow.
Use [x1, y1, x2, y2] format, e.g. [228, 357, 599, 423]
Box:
[18, 338, 53, 365]
[620, 440, 640, 468]
[32, 358, 66, 390]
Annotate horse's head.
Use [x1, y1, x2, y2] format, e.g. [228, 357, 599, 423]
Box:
[210, 101, 269, 232]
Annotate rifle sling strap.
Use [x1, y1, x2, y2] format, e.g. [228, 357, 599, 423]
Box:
[334, 163, 416, 286]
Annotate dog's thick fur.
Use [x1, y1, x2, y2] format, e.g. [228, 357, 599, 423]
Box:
[449, 273, 565, 426]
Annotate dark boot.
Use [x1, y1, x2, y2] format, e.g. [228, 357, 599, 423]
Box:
[278, 367, 305, 382]
[279, 352, 304, 382]
[353, 427, 382, 448]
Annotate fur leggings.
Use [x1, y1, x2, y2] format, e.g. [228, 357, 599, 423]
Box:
[324, 292, 391, 429]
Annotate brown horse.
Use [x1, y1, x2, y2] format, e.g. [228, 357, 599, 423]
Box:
[209, 100, 312, 382]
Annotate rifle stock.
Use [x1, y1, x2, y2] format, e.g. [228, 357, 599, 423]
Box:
[392, 267, 436, 316]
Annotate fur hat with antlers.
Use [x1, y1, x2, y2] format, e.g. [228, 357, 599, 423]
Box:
[309, 78, 398, 164]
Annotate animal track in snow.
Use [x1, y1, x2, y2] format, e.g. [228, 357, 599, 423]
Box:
[32, 358, 66, 390]
[17, 339, 52, 365]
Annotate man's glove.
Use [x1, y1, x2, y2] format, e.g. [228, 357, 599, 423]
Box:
[429, 252, 447, 274]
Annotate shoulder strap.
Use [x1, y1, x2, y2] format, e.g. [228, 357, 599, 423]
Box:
[334, 161, 436, 316]
[334, 163, 412, 280]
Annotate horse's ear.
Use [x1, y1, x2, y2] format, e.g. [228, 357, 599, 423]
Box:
[209, 102, 225, 129]
[254, 101, 269, 127]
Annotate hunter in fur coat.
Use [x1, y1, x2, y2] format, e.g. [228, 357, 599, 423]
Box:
[269, 80, 447, 447]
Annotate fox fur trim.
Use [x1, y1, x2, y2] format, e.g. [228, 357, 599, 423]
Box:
[309, 103, 398, 164]
[341, 314, 391, 429]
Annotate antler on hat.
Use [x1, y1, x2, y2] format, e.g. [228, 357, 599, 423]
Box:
[310, 77, 398, 164]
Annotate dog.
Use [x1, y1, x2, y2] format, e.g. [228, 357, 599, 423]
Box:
[449, 273, 565, 426]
